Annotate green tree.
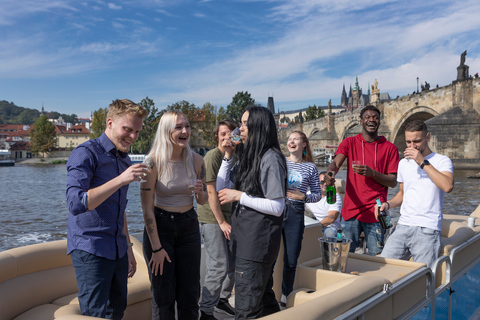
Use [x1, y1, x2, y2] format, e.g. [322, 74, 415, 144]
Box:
[198, 102, 217, 148]
[305, 105, 318, 121]
[30, 115, 57, 157]
[165, 100, 197, 120]
[317, 107, 325, 119]
[130, 97, 159, 154]
[90, 107, 107, 139]
[216, 106, 228, 123]
[226, 91, 255, 124]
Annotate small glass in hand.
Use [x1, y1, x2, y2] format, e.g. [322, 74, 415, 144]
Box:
[229, 127, 242, 143]
[187, 178, 197, 196]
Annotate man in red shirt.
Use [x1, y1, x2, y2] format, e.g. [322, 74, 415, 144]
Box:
[326, 105, 399, 255]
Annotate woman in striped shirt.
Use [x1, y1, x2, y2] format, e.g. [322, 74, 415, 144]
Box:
[281, 130, 321, 305]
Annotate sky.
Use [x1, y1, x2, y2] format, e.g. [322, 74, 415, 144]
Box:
[1, 0, 480, 119]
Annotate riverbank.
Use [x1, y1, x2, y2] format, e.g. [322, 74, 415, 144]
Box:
[16, 157, 68, 165]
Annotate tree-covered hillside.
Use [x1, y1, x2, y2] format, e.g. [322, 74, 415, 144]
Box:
[0, 100, 77, 124]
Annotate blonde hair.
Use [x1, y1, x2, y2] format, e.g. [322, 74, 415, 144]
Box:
[148, 111, 195, 179]
[107, 99, 148, 122]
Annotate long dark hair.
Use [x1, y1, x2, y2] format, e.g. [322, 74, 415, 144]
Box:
[235, 106, 286, 197]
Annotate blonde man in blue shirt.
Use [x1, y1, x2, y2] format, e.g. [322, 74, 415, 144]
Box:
[66, 99, 147, 319]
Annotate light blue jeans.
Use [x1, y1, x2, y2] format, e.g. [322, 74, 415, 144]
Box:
[341, 217, 384, 256]
[199, 223, 235, 314]
[381, 224, 441, 269]
[322, 225, 339, 238]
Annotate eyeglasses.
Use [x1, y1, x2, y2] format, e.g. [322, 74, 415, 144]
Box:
[319, 181, 325, 185]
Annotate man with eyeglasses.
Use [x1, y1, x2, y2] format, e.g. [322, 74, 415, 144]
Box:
[305, 171, 342, 237]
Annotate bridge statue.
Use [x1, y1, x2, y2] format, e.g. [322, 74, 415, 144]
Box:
[461, 50, 467, 66]
[457, 50, 469, 81]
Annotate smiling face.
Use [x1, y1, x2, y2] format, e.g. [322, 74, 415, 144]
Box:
[287, 132, 306, 155]
[106, 113, 143, 153]
[405, 130, 430, 155]
[217, 124, 231, 148]
[171, 115, 191, 147]
[240, 111, 249, 142]
[360, 109, 380, 135]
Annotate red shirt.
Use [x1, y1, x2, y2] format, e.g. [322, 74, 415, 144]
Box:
[336, 134, 399, 222]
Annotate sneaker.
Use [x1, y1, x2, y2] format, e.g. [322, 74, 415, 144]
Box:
[200, 311, 218, 320]
[215, 298, 235, 316]
[280, 294, 287, 308]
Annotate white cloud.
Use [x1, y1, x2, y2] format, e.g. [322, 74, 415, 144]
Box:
[107, 3, 122, 10]
[193, 12, 206, 18]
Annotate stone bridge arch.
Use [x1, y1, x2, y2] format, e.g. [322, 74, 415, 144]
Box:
[339, 119, 361, 141]
[391, 105, 438, 153]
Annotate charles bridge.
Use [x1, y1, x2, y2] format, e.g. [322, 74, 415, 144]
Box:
[279, 55, 480, 169]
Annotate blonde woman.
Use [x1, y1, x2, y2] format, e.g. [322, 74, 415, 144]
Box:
[140, 111, 207, 320]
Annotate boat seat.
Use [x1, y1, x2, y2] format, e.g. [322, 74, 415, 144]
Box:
[0, 236, 151, 320]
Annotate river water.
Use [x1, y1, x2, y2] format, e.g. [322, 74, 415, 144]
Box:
[0, 164, 479, 252]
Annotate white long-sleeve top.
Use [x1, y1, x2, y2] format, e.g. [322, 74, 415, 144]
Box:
[216, 158, 284, 217]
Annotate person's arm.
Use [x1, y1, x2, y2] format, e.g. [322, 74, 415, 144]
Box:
[360, 169, 398, 188]
[123, 213, 136, 278]
[216, 158, 234, 192]
[87, 163, 147, 210]
[424, 167, 454, 193]
[374, 182, 404, 219]
[140, 158, 171, 276]
[324, 154, 346, 186]
[217, 189, 285, 217]
[207, 182, 231, 240]
[194, 154, 208, 205]
[320, 210, 340, 227]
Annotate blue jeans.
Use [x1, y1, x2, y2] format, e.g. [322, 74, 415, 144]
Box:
[381, 224, 441, 269]
[71, 249, 128, 320]
[281, 201, 305, 296]
[341, 217, 384, 256]
[143, 207, 201, 320]
[199, 223, 235, 314]
[235, 257, 280, 319]
[322, 225, 339, 238]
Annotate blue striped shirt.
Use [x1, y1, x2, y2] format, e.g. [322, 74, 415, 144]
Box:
[286, 158, 321, 203]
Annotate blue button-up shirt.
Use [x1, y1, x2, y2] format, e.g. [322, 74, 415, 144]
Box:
[66, 133, 131, 260]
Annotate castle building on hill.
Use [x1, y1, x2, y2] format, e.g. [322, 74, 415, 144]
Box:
[341, 76, 391, 110]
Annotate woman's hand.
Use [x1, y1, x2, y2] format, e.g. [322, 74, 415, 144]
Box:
[149, 249, 171, 276]
[286, 187, 305, 201]
[218, 188, 243, 205]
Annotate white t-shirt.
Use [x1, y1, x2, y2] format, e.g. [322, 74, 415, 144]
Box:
[305, 194, 342, 230]
[397, 152, 453, 231]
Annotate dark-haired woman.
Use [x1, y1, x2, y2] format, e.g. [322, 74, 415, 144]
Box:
[281, 131, 321, 304]
[217, 106, 287, 319]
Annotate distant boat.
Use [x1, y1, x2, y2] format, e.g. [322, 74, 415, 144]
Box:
[128, 154, 146, 164]
[0, 150, 14, 167]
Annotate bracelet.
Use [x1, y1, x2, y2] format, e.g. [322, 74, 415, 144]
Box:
[127, 242, 133, 247]
[152, 246, 164, 253]
[386, 201, 390, 209]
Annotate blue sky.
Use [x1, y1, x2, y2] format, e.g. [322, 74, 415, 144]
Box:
[1, 0, 480, 118]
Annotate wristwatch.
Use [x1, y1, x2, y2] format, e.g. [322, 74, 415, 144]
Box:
[420, 159, 430, 169]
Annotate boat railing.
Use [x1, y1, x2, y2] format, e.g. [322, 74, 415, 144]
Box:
[334, 267, 434, 320]
[333, 232, 480, 320]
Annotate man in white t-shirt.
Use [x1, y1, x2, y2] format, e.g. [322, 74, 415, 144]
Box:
[305, 171, 342, 237]
[376, 120, 454, 268]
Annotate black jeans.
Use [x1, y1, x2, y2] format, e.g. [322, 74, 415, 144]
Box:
[143, 207, 201, 320]
[234, 257, 280, 319]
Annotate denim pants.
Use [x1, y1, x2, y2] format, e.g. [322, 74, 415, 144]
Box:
[381, 224, 441, 269]
[143, 207, 201, 320]
[281, 201, 305, 296]
[199, 223, 235, 314]
[235, 257, 280, 319]
[71, 249, 128, 320]
[341, 217, 384, 256]
[322, 225, 339, 238]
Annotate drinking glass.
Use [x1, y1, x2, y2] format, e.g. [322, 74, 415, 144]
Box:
[187, 178, 197, 196]
[140, 157, 151, 183]
[352, 160, 361, 173]
[229, 127, 242, 143]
